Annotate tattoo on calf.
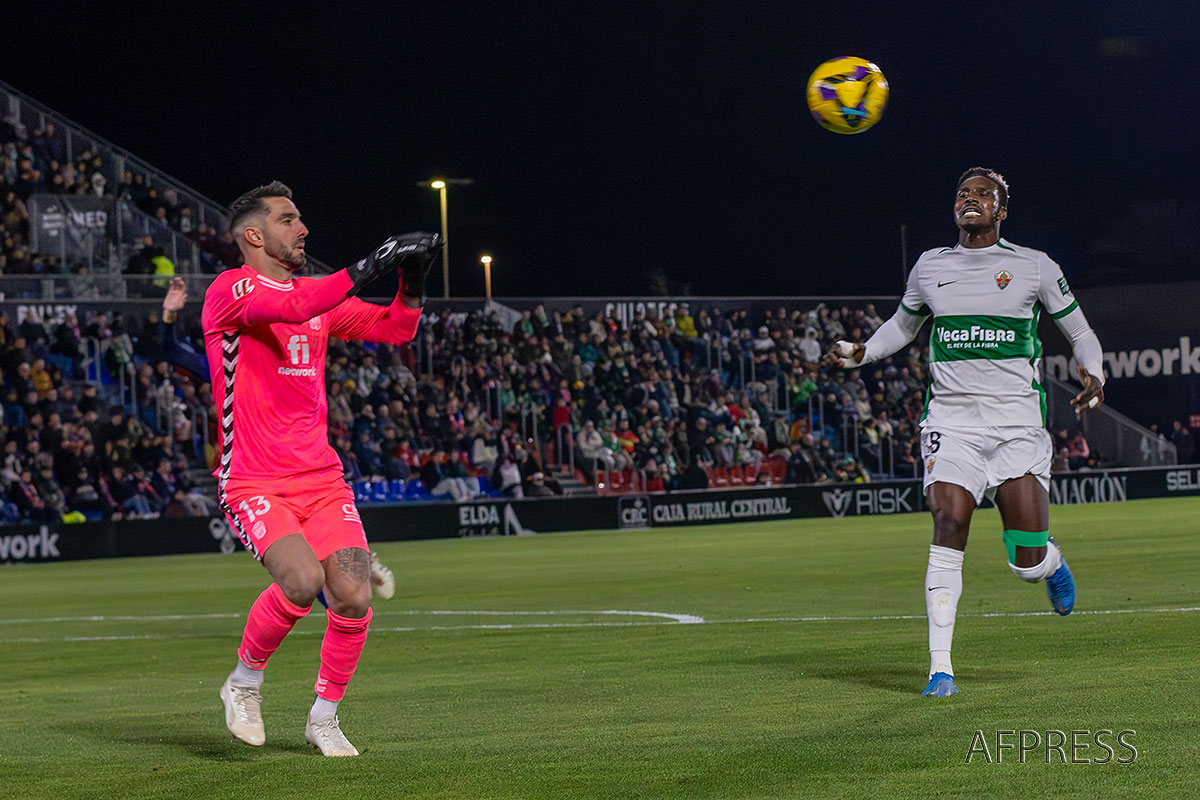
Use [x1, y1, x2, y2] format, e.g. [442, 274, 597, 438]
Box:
[333, 548, 370, 582]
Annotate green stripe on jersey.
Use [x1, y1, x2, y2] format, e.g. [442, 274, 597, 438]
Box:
[1050, 300, 1079, 319]
[929, 315, 1035, 362]
[1028, 302, 1046, 423]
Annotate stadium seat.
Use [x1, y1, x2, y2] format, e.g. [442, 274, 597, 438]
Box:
[765, 457, 787, 484]
[405, 478, 433, 500]
[370, 481, 389, 503]
[388, 479, 407, 500]
[713, 467, 730, 486]
[353, 480, 371, 502]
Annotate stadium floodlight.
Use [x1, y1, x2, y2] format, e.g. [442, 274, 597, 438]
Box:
[416, 177, 474, 298]
[480, 254, 493, 300]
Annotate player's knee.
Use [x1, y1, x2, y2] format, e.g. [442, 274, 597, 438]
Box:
[277, 564, 326, 607]
[931, 509, 968, 547]
[1008, 561, 1043, 582]
[329, 590, 371, 619]
[1004, 530, 1050, 580]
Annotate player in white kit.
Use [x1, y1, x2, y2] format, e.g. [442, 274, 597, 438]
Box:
[825, 168, 1105, 697]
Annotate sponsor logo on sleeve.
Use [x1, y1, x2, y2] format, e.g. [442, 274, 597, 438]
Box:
[1057, 276, 1071, 296]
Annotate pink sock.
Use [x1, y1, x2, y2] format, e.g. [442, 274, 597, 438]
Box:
[237, 583, 311, 670]
[315, 607, 373, 701]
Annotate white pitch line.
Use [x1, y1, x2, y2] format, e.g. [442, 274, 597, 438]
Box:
[380, 609, 706, 624]
[3, 605, 1199, 645]
[0, 609, 703, 626]
[712, 605, 1200, 624]
[0, 612, 244, 625]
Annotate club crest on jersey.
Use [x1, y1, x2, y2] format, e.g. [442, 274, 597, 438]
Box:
[308, 315, 322, 331]
[925, 456, 936, 472]
[994, 270, 1013, 290]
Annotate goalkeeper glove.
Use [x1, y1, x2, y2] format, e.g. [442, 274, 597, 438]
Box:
[344, 233, 441, 299]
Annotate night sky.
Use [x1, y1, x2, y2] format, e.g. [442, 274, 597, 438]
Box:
[3, 2, 1197, 298]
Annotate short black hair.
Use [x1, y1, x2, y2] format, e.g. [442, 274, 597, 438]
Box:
[228, 180, 293, 232]
[957, 167, 1009, 208]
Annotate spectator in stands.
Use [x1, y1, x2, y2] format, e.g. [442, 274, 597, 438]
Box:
[354, 430, 385, 477]
[680, 457, 709, 490]
[420, 448, 479, 502]
[1066, 431, 1090, 470]
[1171, 420, 1194, 464]
[150, 456, 177, 500]
[525, 471, 555, 497]
[469, 419, 499, 475]
[10, 468, 48, 521]
[688, 416, 716, 465]
[786, 440, 820, 484]
[68, 467, 112, 518]
[495, 450, 524, 497]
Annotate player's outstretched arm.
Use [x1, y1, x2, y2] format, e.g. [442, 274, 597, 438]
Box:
[1051, 305, 1105, 413]
[228, 234, 441, 328]
[1040, 256, 1105, 413]
[822, 309, 926, 370]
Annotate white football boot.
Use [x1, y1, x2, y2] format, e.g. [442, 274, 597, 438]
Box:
[220, 677, 265, 746]
[305, 713, 360, 757]
[370, 551, 395, 600]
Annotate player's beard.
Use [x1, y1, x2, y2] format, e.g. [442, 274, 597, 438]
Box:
[264, 234, 307, 271]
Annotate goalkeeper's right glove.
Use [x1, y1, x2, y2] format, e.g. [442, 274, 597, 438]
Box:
[344, 233, 441, 298]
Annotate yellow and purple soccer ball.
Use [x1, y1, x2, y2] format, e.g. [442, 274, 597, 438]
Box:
[806, 57, 889, 134]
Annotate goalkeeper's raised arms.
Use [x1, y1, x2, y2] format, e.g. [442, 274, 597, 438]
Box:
[345, 232, 442, 300]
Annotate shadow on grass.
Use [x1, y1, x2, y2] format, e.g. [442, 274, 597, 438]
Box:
[720, 651, 1027, 695]
[61, 719, 312, 760]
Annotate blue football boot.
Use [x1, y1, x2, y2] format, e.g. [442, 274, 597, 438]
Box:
[920, 671, 958, 697]
[1045, 538, 1075, 616]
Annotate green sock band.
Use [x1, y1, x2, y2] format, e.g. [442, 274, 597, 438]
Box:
[1003, 529, 1049, 563]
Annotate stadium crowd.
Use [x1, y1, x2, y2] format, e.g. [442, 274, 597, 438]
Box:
[0, 288, 938, 522]
[0, 113, 241, 281]
[0, 282, 1188, 524]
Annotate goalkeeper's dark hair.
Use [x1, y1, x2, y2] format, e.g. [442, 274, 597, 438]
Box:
[957, 167, 1009, 209]
[228, 180, 293, 232]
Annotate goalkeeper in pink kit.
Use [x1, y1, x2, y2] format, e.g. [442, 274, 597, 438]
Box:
[203, 181, 440, 756]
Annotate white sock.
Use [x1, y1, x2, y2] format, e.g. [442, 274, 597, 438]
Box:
[230, 658, 263, 688]
[1009, 539, 1062, 582]
[926, 544, 964, 677]
[310, 696, 339, 720]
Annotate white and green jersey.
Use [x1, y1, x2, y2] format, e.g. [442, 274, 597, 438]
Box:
[895, 238, 1081, 428]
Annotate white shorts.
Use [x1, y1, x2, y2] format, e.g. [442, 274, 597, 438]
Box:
[919, 425, 1052, 505]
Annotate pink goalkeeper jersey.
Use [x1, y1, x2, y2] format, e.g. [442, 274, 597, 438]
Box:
[202, 265, 421, 488]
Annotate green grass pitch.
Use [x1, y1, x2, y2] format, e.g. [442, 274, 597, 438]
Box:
[2, 497, 1198, 799]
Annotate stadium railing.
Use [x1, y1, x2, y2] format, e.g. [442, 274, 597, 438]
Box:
[0, 273, 217, 301]
[2, 81, 335, 277]
[2, 79, 231, 235]
[1044, 374, 1176, 467]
